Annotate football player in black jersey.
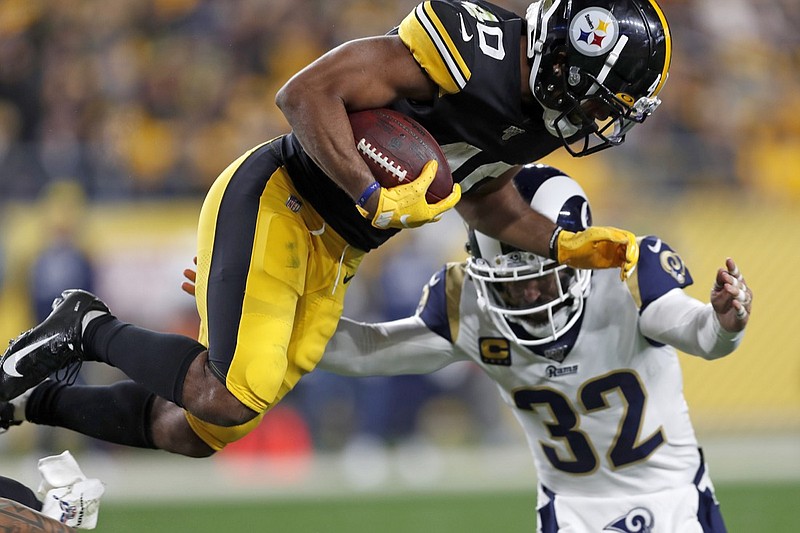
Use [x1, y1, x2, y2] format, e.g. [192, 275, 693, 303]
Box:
[0, 1, 671, 458]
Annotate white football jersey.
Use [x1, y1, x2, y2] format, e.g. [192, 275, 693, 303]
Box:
[441, 263, 699, 496]
[322, 235, 740, 502]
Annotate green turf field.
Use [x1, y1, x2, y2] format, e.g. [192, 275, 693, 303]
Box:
[94, 481, 800, 532]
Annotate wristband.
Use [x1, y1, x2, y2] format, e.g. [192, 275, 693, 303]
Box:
[356, 182, 381, 208]
[548, 226, 563, 261]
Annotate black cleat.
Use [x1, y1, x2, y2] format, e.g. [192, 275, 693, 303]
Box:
[0, 290, 109, 401]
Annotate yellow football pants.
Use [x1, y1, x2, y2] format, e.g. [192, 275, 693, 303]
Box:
[186, 141, 364, 450]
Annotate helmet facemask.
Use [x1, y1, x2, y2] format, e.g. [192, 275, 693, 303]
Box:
[541, 66, 662, 156]
[468, 249, 591, 346]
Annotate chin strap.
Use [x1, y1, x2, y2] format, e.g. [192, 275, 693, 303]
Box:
[542, 107, 580, 139]
[476, 292, 488, 313]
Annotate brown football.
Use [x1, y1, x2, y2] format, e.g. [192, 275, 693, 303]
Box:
[349, 108, 453, 202]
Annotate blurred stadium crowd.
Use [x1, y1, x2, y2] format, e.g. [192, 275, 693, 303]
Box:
[0, 0, 799, 466]
[0, 0, 798, 200]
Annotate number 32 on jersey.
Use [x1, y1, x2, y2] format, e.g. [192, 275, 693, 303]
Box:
[513, 370, 665, 474]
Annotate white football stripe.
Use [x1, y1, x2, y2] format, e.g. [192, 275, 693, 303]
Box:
[415, 4, 467, 90]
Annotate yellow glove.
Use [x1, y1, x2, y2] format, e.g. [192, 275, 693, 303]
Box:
[554, 226, 639, 281]
[356, 160, 461, 229]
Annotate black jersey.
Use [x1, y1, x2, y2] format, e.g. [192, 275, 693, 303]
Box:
[392, 0, 561, 189]
[286, 0, 561, 252]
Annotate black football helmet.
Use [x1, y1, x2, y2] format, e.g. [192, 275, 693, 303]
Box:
[526, 0, 672, 156]
[466, 165, 591, 346]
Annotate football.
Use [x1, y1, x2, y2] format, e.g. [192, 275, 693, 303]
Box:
[349, 108, 453, 202]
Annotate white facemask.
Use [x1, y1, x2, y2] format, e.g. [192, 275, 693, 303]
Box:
[507, 304, 572, 339]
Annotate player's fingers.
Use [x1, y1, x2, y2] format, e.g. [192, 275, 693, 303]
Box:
[415, 160, 438, 187]
[618, 234, 638, 281]
[734, 300, 748, 320]
[183, 268, 196, 283]
[714, 259, 739, 293]
[727, 275, 750, 303]
[181, 281, 196, 296]
[727, 258, 748, 294]
[726, 260, 749, 302]
[726, 257, 740, 277]
[625, 233, 639, 264]
[432, 183, 461, 213]
[619, 264, 633, 282]
[736, 283, 748, 303]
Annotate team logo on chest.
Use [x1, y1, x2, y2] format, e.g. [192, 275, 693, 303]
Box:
[543, 344, 569, 363]
[501, 125, 525, 141]
[479, 337, 511, 366]
[604, 507, 654, 533]
[545, 364, 578, 378]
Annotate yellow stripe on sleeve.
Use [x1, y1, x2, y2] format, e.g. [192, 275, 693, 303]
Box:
[625, 237, 644, 309]
[445, 263, 466, 341]
[398, 2, 471, 95]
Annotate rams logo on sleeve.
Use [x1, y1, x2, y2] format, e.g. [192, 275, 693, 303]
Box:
[659, 250, 687, 284]
[632, 235, 693, 311]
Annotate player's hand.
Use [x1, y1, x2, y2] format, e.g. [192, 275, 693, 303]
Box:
[181, 256, 197, 296]
[555, 226, 639, 281]
[711, 257, 752, 332]
[356, 160, 461, 229]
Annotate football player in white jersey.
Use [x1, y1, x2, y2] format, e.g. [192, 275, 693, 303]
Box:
[319, 164, 752, 532]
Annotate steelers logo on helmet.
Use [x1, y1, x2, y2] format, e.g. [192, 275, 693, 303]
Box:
[569, 8, 619, 58]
